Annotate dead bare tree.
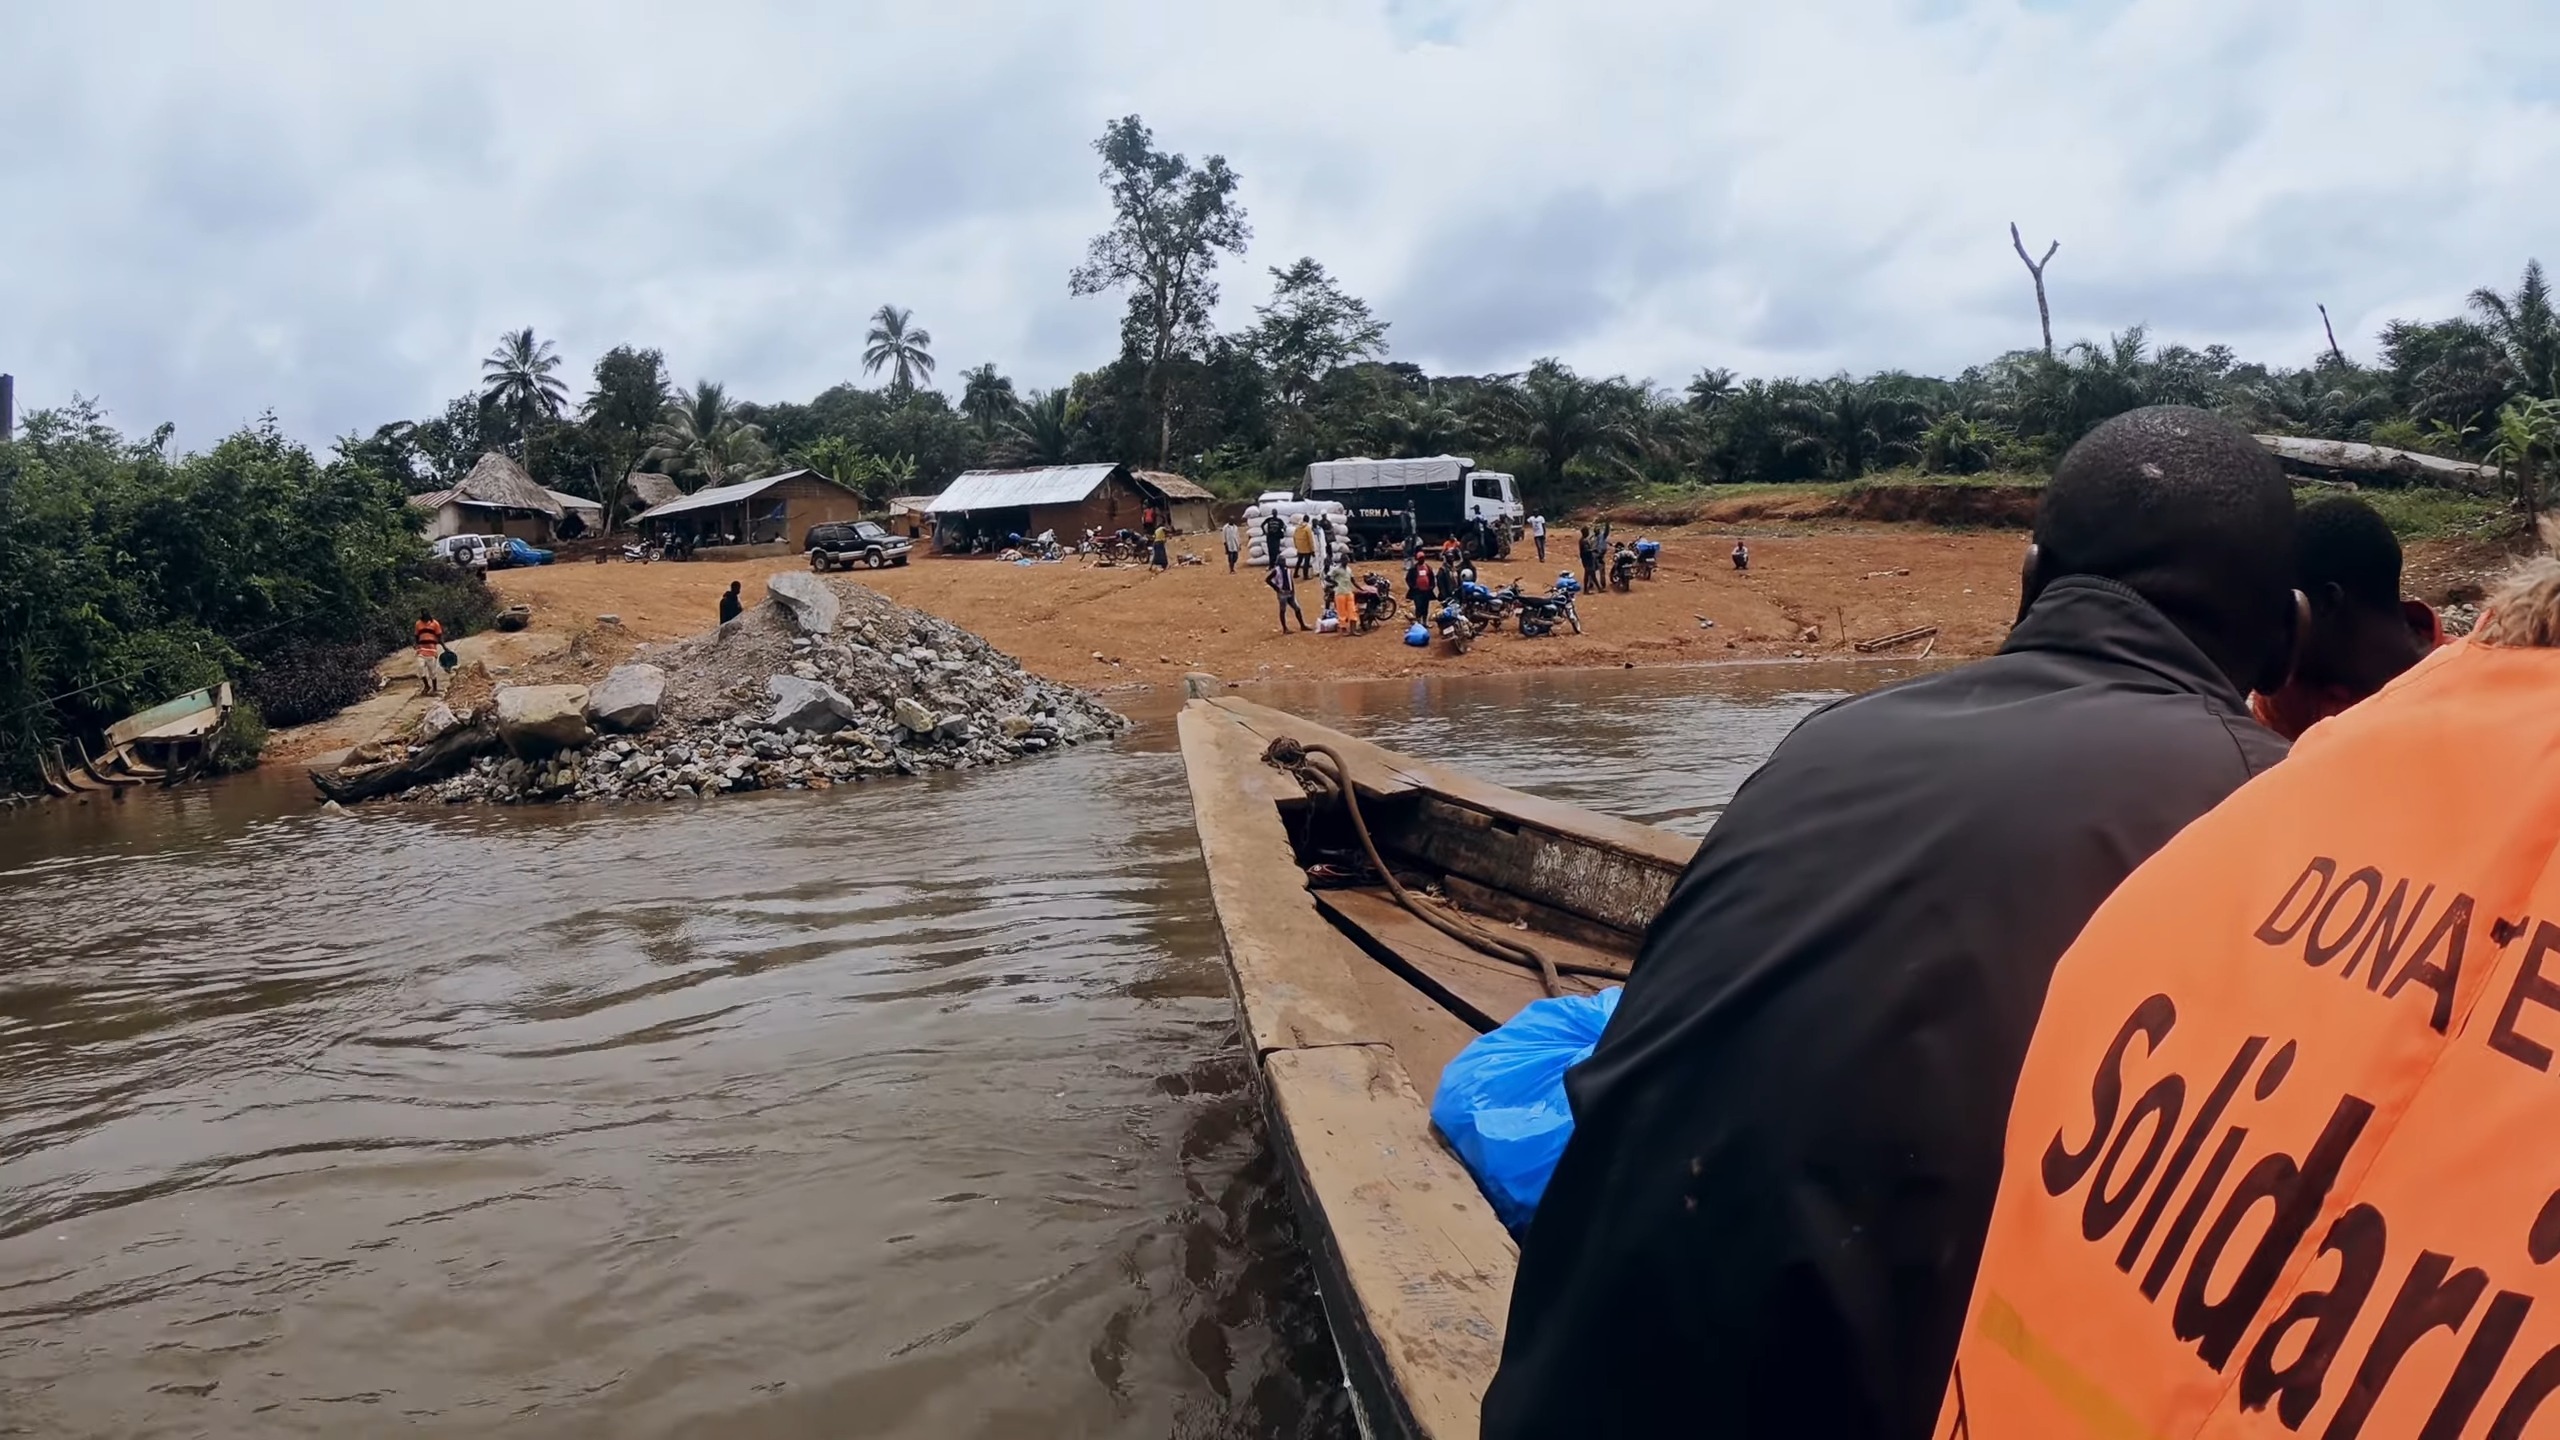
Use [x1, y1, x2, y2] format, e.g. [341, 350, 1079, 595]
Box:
[2009, 223, 2060, 357]
[2319, 304, 2348, 366]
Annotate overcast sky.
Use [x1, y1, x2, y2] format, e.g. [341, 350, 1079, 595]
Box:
[4, 0, 2553, 450]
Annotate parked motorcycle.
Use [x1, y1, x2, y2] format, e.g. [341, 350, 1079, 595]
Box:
[1609, 543, 1638, 592]
[1352, 574, 1399, 632]
[1458, 579, 1514, 633]
[1516, 575, 1584, 638]
[619, 541, 658, 563]
[1434, 600, 1480, 655]
[1634, 538, 1660, 580]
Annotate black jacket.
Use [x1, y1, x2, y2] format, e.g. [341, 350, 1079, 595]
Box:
[1483, 577, 2288, 1440]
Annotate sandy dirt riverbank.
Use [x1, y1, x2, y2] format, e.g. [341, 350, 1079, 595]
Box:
[485, 524, 2032, 690]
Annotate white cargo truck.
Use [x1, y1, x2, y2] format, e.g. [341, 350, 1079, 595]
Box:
[1302, 455, 1523, 559]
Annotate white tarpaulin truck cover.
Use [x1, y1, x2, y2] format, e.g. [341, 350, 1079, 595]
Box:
[1304, 456, 1473, 492]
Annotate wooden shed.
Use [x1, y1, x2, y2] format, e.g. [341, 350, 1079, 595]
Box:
[926, 463, 1150, 551]
[631, 469, 867, 551]
[1133, 471, 1217, 533]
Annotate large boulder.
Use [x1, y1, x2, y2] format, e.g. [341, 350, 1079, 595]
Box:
[495, 684, 594, 755]
[766, 571, 840, 634]
[416, 702, 462, 744]
[764, 674, 858, 733]
[586, 663, 667, 733]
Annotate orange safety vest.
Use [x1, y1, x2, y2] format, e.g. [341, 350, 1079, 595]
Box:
[1941, 637, 2560, 1439]
[414, 619, 444, 652]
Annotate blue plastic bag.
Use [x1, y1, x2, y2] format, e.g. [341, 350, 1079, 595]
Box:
[1430, 987, 1622, 1230]
[1403, 622, 1431, 646]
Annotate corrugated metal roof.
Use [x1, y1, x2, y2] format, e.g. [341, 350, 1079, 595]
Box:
[1132, 470, 1215, 501]
[633, 473, 788, 522]
[546, 488, 603, 513]
[406, 489, 457, 509]
[929, 464, 1121, 513]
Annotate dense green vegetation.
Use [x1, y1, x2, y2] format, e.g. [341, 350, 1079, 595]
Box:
[0, 405, 494, 791]
[5, 110, 2555, 793]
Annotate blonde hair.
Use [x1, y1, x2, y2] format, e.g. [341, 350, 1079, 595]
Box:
[2473, 557, 2560, 649]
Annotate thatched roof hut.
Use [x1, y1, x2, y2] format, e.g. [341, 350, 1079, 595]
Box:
[452, 452, 565, 517]
[624, 471, 684, 511]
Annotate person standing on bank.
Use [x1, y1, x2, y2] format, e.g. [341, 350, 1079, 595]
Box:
[1222, 519, 1241, 573]
[1485, 407, 2302, 1440]
[1406, 552, 1436, 622]
[1150, 522, 1170, 573]
[718, 580, 743, 626]
[413, 611, 447, 696]
[1292, 518, 1316, 578]
[1528, 512, 1547, 563]
[1260, 511, 1286, 572]
[1265, 559, 1308, 633]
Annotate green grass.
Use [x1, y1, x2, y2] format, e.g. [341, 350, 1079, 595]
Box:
[2320, 485, 2507, 543]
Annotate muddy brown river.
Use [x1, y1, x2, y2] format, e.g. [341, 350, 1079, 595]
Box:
[0, 663, 1909, 1437]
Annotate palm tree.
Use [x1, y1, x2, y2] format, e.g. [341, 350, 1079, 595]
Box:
[2488, 397, 2560, 530]
[1002, 389, 1077, 466]
[1778, 377, 1926, 479]
[1685, 367, 1738, 411]
[863, 305, 936, 394]
[2470, 260, 2560, 400]
[645, 380, 771, 491]
[959, 363, 1016, 432]
[1500, 360, 1638, 490]
[480, 327, 570, 453]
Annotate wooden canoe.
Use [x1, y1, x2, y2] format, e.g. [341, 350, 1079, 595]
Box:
[1177, 697, 1698, 1439]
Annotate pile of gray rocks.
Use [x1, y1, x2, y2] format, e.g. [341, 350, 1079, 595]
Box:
[355, 572, 1124, 805]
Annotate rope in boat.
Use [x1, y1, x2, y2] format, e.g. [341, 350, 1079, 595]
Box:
[1263, 734, 1570, 999]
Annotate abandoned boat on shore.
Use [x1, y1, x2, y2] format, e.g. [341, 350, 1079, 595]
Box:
[36, 681, 235, 796]
[1177, 697, 1696, 1439]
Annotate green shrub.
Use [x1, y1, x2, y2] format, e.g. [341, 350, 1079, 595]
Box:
[207, 703, 268, 774]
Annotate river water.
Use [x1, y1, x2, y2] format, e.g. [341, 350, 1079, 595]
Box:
[0, 662, 1912, 1438]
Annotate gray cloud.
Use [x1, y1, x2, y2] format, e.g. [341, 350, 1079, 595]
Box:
[2, 0, 2554, 451]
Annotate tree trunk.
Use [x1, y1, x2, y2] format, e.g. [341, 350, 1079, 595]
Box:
[2011, 223, 2060, 357]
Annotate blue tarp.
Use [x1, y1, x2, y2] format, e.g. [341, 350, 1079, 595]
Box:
[1430, 987, 1622, 1231]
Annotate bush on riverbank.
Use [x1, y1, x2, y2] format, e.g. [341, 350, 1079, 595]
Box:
[0, 404, 483, 790]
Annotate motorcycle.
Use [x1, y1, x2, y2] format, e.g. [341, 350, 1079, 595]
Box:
[1458, 579, 1514, 633]
[1634, 538, 1660, 580]
[1516, 575, 1584, 638]
[1352, 574, 1399, 632]
[618, 541, 657, 564]
[1434, 599, 1480, 655]
[1609, 544, 1638, 592]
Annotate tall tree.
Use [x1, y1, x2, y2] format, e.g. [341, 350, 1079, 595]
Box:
[1002, 389, 1080, 467]
[645, 380, 770, 491]
[480, 327, 570, 454]
[1250, 258, 1388, 412]
[958, 363, 1017, 433]
[2009, 224, 2061, 357]
[581, 345, 670, 530]
[2470, 259, 2560, 400]
[1068, 115, 1251, 467]
[863, 305, 936, 394]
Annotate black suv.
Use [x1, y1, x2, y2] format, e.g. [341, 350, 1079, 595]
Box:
[807, 520, 916, 571]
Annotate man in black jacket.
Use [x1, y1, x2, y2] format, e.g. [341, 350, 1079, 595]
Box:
[1484, 407, 2300, 1440]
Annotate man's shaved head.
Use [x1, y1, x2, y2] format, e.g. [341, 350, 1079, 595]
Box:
[2032, 406, 2297, 690]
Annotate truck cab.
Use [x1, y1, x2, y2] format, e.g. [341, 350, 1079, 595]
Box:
[1465, 470, 1520, 528]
